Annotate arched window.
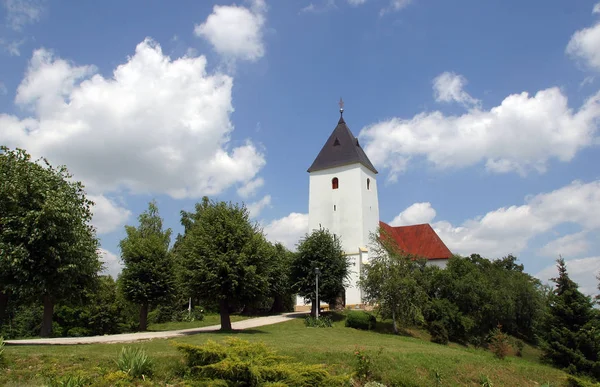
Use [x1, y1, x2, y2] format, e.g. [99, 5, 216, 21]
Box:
[332, 177, 339, 190]
[367, 178, 370, 190]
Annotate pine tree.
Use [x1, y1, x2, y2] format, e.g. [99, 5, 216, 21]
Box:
[542, 257, 600, 378]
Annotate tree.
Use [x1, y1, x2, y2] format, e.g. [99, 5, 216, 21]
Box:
[542, 257, 600, 378]
[290, 228, 349, 317]
[359, 229, 427, 334]
[119, 200, 174, 331]
[268, 243, 295, 313]
[0, 147, 101, 337]
[176, 198, 271, 330]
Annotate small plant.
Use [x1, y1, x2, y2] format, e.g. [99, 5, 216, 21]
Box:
[49, 375, 90, 387]
[432, 368, 443, 386]
[514, 339, 524, 357]
[488, 324, 511, 360]
[428, 321, 449, 345]
[354, 346, 373, 380]
[345, 311, 376, 330]
[115, 346, 153, 379]
[479, 374, 493, 387]
[304, 316, 333, 328]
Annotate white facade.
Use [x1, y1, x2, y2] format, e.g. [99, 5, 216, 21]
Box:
[307, 163, 380, 306]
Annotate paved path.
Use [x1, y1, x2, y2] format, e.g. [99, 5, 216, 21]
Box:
[4, 312, 308, 346]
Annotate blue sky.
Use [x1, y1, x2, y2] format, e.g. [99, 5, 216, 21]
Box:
[1, 0, 600, 293]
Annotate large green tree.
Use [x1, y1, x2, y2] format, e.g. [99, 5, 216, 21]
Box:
[290, 228, 349, 317]
[360, 229, 427, 334]
[0, 147, 101, 337]
[542, 257, 600, 378]
[119, 200, 174, 331]
[176, 198, 271, 330]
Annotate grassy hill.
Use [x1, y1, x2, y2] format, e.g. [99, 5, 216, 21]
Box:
[0, 313, 582, 386]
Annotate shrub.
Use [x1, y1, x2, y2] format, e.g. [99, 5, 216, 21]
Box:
[479, 374, 493, 387]
[514, 339, 524, 357]
[66, 327, 91, 337]
[354, 346, 373, 380]
[428, 321, 449, 345]
[345, 311, 376, 331]
[48, 375, 90, 387]
[115, 346, 153, 379]
[175, 337, 348, 386]
[304, 316, 333, 328]
[488, 324, 511, 360]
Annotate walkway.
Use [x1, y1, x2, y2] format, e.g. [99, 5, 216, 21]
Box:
[4, 312, 307, 346]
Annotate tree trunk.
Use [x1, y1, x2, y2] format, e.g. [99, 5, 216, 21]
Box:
[139, 302, 149, 331]
[0, 291, 8, 326]
[220, 299, 232, 331]
[392, 309, 398, 335]
[40, 294, 54, 337]
[272, 294, 284, 313]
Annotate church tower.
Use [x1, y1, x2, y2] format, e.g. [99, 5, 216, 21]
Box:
[307, 102, 380, 307]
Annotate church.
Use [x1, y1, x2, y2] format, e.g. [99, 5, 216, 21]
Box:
[297, 103, 453, 310]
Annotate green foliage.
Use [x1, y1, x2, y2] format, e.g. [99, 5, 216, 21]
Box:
[0, 147, 102, 337]
[48, 374, 90, 387]
[565, 375, 600, 387]
[175, 337, 348, 386]
[488, 324, 511, 360]
[360, 229, 427, 333]
[176, 198, 274, 330]
[115, 346, 153, 379]
[345, 311, 377, 331]
[514, 339, 524, 357]
[120, 200, 174, 331]
[428, 320, 449, 345]
[479, 374, 493, 387]
[0, 336, 4, 363]
[304, 316, 333, 327]
[541, 258, 600, 379]
[290, 228, 349, 313]
[422, 254, 545, 344]
[353, 346, 373, 380]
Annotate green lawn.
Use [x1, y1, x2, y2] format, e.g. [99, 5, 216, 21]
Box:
[147, 313, 250, 331]
[0, 314, 574, 386]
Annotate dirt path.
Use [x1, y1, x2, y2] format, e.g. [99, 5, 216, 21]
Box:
[4, 312, 307, 346]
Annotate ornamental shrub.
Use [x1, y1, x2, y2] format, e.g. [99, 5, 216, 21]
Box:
[304, 316, 333, 328]
[428, 320, 449, 345]
[115, 347, 153, 379]
[345, 311, 376, 331]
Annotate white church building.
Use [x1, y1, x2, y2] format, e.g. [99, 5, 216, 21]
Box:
[296, 105, 452, 310]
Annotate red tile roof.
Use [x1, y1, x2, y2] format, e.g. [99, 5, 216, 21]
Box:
[379, 221, 452, 260]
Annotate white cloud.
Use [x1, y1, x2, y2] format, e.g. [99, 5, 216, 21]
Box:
[99, 248, 123, 279]
[428, 180, 600, 259]
[348, 0, 367, 5]
[567, 22, 600, 72]
[263, 212, 309, 251]
[0, 37, 26, 56]
[0, 38, 266, 199]
[237, 177, 264, 198]
[380, 0, 412, 15]
[247, 194, 271, 218]
[0, 82, 6, 95]
[538, 232, 590, 258]
[3, 0, 44, 31]
[194, 0, 267, 62]
[536, 256, 600, 296]
[390, 202, 436, 226]
[361, 83, 600, 180]
[89, 195, 131, 235]
[433, 71, 480, 108]
[594, 2, 600, 14]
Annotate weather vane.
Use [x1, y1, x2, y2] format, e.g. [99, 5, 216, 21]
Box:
[339, 97, 344, 116]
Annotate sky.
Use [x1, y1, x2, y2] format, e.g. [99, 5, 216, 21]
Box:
[1, 0, 599, 294]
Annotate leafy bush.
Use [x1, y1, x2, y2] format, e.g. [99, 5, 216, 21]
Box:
[66, 327, 90, 337]
[428, 321, 449, 345]
[175, 337, 349, 386]
[345, 311, 376, 331]
[115, 346, 153, 379]
[488, 324, 511, 360]
[354, 346, 374, 380]
[513, 339, 524, 357]
[304, 316, 333, 328]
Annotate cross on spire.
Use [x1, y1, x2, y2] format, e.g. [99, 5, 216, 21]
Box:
[338, 97, 344, 116]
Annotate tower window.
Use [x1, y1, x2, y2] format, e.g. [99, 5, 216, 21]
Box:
[334, 205, 336, 211]
[332, 177, 339, 190]
[367, 178, 370, 190]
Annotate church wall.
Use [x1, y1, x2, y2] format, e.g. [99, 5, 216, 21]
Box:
[358, 165, 380, 256]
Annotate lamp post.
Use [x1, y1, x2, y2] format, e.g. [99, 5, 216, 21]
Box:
[315, 267, 320, 320]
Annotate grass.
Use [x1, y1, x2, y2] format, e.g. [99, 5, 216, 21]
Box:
[0, 313, 574, 386]
[147, 313, 250, 331]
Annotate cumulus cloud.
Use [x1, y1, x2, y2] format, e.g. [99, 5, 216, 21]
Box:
[424, 180, 600, 259]
[536, 256, 600, 296]
[390, 202, 436, 226]
[99, 248, 123, 279]
[89, 195, 131, 235]
[263, 212, 309, 250]
[237, 177, 264, 198]
[194, 0, 267, 62]
[246, 194, 271, 218]
[361, 79, 600, 180]
[3, 0, 44, 31]
[0, 39, 266, 199]
[538, 232, 590, 258]
[433, 71, 480, 108]
[566, 3, 600, 72]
